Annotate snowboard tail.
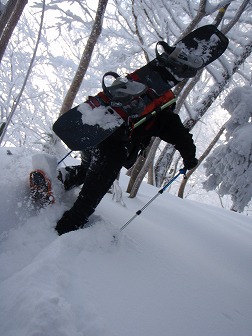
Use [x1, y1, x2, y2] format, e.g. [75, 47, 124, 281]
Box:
[53, 25, 229, 151]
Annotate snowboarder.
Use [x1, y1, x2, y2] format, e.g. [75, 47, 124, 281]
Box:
[52, 24, 230, 235]
[55, 102, 198, 235]
[29, 25, 230, 235]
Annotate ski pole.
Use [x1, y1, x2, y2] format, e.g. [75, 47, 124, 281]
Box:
[120, 167, 187, 232]
[57, 150, 73, 165]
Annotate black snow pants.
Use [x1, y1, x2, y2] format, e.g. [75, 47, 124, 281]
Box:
[60, 131, 129, 221]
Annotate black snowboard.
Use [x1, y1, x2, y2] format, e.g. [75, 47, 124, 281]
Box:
[53, 25, 229, 151]
[53, 104, 124, 152]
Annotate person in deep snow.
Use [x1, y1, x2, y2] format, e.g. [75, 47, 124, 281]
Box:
[55, 102, 198, 235]
[54, 45, 203, 235]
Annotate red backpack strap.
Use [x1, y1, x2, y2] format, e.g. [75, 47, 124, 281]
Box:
[97, 92, 129, 120]
[141, 89, 175, 116]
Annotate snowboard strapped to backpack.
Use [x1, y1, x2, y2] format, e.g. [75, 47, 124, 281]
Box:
[88, 71, 176, 121]
[53, 25, 229, 151]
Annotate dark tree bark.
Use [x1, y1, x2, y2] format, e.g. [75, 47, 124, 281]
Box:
[0, 0, 28, 63]
[59, 0, 108, 116]
[178, 125, 225, 198]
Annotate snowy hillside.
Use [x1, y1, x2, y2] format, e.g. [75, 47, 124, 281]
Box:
[0, 147, 252, 336]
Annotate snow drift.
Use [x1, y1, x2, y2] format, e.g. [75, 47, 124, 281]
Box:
[0, 148, 251, 336]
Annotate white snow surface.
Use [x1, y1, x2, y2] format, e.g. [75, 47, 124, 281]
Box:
[0, 148, 252, 336]
[78, 103, 123, 130]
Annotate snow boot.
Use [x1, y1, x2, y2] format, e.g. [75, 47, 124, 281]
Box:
[30, 169, 55, 206]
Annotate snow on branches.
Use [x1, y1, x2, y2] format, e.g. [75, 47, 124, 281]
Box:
[203, 86, 252, 212]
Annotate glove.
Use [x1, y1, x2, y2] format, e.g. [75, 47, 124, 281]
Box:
[183, 158, 198, 170]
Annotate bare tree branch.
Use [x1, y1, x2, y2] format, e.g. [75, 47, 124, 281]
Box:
[0, 0, 45, 145]
[222, 0, 250, 34]
[59, 0, 108, 116]
[0, 0, 28, 64]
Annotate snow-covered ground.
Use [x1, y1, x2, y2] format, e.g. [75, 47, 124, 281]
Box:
[0, 147, 252, 336]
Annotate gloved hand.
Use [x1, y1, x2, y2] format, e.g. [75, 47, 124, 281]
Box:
[183, 158, 198, 170]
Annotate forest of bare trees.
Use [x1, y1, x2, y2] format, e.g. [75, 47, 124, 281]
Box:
[0, 0, 251, 213]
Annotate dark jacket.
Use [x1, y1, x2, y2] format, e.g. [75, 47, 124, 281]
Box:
[118, 107, 196, 169]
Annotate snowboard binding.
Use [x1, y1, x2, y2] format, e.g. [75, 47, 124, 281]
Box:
[155, 41, 202, 78]
[168, 46, 204, 68]
[30, 170, 55, 206]
[102, 71, 148, 117]
[102, 71, 147, 104]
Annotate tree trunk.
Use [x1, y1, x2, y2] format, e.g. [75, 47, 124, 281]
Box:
[147, 160, 155, 185]
[0, 0, 28, 63]
[154, 144, 176, 187]
[59, 0, 108, 116]
[0, 0, 17, 36]
[178, 125, 225, 198]
[128, 137, 161, 198]
[126, 155, 146, 193]
[126, 138, 159, 194]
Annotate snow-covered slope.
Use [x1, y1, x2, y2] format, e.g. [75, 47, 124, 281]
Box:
[0, 148, 251, 336]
